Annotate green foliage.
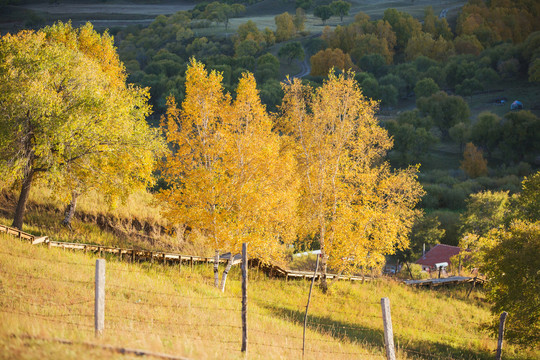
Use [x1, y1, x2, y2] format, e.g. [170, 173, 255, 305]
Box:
[330, 0, 351, 22]
[386, 110, 438, 166]
[518, 171, 540, 222]
[314, 5, 333, 25]
[471, 112, 502, 158]
[459, 190, 513, 239]
[414, 78, 439, 99]
[278, 42, 304, 65]
[397, 213, 444, 264]
[482, 220, 540, 347]
[500, 111, 540, 163]
[417, 91, 470, 135]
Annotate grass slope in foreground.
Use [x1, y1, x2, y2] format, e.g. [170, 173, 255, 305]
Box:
[1, 233, 539, 360]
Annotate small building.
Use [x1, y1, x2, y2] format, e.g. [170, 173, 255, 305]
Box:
[415, 244, 461, 272]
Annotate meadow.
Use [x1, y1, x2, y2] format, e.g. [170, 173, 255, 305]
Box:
[1, 219, 539, 360]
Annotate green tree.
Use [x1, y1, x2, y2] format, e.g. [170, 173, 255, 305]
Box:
[417, 91, 470, 135]
[500, 111, 540, 163]
[0, 23, 164, 230]
[517, 171, 540, 222]
[470, 111, 502, 158]
[396, 213, 445, 275]
[414, 78, 439, 99]
[278, 41, 304, 65]
[449, 122, 471, 152]
[314, 5, 333, 25]
[482, 220, 540, 347]
[330, 0, 351, 22]
[383, 8, 422, 50]
[459, 190, 512, 239]
[295, 0, 312, 11]
[203, 2, 246, 31]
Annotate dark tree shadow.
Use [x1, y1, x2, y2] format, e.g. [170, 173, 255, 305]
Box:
[258, 302, 497, 360]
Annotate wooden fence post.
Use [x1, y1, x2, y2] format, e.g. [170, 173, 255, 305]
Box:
[303, 254, 320, 359]
[495, 311, 508, 360]
[381, 297, 396, 360]
[241, 243, 248, 354]
[95, 259, 105, 337]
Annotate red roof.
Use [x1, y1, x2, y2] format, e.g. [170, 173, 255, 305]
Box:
[415, 244, 461, 268]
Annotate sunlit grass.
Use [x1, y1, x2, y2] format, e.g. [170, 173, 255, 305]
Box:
[2, 232, 539, 359]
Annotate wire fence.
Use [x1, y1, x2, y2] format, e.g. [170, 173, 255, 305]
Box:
[0, 228, 510, 360]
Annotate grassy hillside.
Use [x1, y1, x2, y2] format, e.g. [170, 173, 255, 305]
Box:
[2, 230, 539, 359]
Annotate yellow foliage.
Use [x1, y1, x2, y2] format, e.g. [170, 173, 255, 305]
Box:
[461, 142, 488, 178]
[159, 59, 298, 263]
[280, 71, 424, 281]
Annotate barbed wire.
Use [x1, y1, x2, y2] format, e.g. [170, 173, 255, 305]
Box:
[3, 271, 92, 285]
[396, 326, 495, 342]
[0, 250, 94, 267]
[107, 298, 241, 312]
[107, 283, 239, 299]
[107, 314, 242, 329]
[106, 326, 240, 346]
[5, 295, 93, 308]
[0, 309, 94, 329]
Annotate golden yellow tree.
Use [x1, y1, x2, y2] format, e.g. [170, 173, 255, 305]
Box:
[0, 23, 164, 230]
[461, 142, 488, 178]
[280, 71, 424, 291]
[159, 59, 298, 268]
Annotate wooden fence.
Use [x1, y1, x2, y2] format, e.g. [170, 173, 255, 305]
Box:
[0, 223, 368, 282]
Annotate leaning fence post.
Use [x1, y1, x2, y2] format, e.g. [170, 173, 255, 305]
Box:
[381, 297, 396, 360]
[241, 243, 248, 354]
[303, 254, 320, 359]
[495, 311, 508, 360]
[95, 259, 106, 337]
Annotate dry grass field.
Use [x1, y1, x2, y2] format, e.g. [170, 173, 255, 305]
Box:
[1, 218, 539, 359]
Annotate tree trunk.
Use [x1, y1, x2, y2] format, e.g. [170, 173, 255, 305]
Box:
[12, 169, 34, 230]
[213, 250, 220, 288]
[220, 258, 233, 292]
[62, 191, 79, 229]
[319, 253, 329, 293]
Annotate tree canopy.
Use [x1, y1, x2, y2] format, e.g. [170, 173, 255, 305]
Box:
[0, 22, 165, 229]
[280, 71, 424, 291]
[159, 59, 298, 263]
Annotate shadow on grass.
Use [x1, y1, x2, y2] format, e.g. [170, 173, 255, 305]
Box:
[258, 302, 496, 360]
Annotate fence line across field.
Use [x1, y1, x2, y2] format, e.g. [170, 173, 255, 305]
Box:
[2, 225, 511, 359]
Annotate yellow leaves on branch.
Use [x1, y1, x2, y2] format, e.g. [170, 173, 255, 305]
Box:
[159, 59, 298, 263]
[280, 71, 424, 273]
[160, 62, 424, 272]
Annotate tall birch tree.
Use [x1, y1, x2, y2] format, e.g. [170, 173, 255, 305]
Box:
[280, 71, 424, 292]
[159, 59, 298, 268]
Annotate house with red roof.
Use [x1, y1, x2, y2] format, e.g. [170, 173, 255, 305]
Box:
[415, 244, 462, 272]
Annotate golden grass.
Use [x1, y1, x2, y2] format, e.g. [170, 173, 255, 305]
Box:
[2, 232, 539, 360]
